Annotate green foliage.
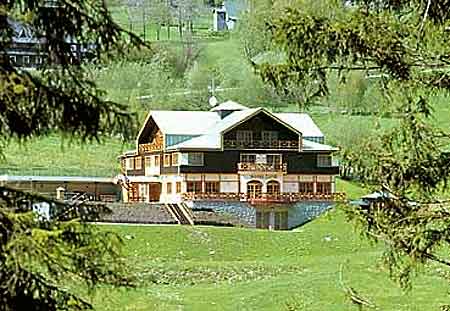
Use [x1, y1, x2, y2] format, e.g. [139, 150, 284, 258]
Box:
[1, 1, 147, 310]
[0, 1, 148, 142]
[260, 0, 450, 293]
[0, 187, 132, 310]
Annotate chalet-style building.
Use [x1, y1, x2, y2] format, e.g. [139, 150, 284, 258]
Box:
[2, 19, 92, 68]
[117, 101, 342, 209]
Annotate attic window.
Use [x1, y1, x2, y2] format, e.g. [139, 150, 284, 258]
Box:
[237, 130, 253, 144]
[262, 131, 278, 143]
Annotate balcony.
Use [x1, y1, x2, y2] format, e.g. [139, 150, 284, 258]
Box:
[237, 162, 287, 174]
[224, 139, 299, 150]
[139, 142, 162, 153]
[182, 192, 346, 203]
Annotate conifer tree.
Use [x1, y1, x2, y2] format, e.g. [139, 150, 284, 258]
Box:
[0, 1, 147, 309]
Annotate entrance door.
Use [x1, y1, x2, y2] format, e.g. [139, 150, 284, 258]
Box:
[149, 183, 162, 202]
[247, 180, 263, 199]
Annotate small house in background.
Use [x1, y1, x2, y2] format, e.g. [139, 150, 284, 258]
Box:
[212, 1, 240, 31]
[3, 18, 94, 69]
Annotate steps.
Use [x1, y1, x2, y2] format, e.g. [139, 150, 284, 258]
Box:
[165, 203, 194, 225]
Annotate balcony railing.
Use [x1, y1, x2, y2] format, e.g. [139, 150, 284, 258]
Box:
[182, 192, 346, 203]
[237, 162, 287, 174]
[224, 139, 299, 150]
[139, 142, 162, 153]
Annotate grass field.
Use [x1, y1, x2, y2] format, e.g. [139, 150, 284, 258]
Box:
[0, 135, 132, 177]
[87, 208, 449, 310]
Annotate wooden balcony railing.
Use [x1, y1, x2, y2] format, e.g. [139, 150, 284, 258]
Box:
[237, 162, 287, 174]
[182, 192, 346, 203]
[224, 140, 300, 150]
[139, 142, 162, 153]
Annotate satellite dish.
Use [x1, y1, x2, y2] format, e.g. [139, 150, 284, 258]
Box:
[209, 96, 218, 107]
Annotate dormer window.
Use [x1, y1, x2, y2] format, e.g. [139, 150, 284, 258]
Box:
[237, 130, 253, 144]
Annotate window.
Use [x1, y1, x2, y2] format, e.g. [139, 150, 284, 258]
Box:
[236, 130, 253, 144]
[262, 131, 278, 143]
[187, 181, 202, 193]
[166, 182, 172, 194]
[172, 153, 179, 166]
[267, 154, 282, 165]
[135, 157, 142, 170]
[317, 182, 331, 194]
[176, 182, 182, 193]
[205, 181, 220, 193]
[9, 55, 16, 63]
[126, 158, 134, 170]
[299, 182, 314, 193]
[188, 153, 204, 166]
[145, 156, 152, 168]
[154, 155, 160, 167]
[37, 56, 43, 64]
[240, 154, 256, 163]
[164, 154, 171, 167]
[317, 155, 332, 167]
[23, 55, 30, 64]
[267, 180, 280, 195]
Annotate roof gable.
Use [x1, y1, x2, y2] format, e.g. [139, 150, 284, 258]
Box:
[220, 108, 302, 137]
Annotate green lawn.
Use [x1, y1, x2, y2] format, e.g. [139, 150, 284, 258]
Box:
[88, 208, 449, 310]
[0, 134, 132, 177]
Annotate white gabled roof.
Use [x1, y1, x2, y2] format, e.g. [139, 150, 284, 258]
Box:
[138, 100, 333, 152]
[302, 139, 338, 152]
[275, 113, 324, 137]
[167, 134, 221, 150]
[210, 100, 249, 111]
[148, 111, 220, 135]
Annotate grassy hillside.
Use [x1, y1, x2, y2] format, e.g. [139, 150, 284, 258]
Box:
[0, 135, 132, 177]
[88, 209, 449, 310]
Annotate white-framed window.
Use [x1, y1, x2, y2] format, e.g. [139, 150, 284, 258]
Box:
[23, 55, 30, 64]
[236, 130, 253, 144]
[317, 154, 332, 167]
[154, 155, 160, 167]
[240, 153, 256, 163]
[135, 157, 142, 170]
[163, 154, 171, 167]
[262, 130, 278, 143]
[145, 156, 152, 168]
[266, 154, 282, 165]
[172, 153, 180, 166]
[125, 158, 134, 170]
[188, 153, 204, 166]
[37, 56, 43, 64]
[9, 55, 16, 63]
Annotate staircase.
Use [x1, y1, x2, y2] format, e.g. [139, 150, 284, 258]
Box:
[165, 203, 195, 225]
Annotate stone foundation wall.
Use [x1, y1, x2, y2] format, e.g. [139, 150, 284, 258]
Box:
[101, 203, 175, 224]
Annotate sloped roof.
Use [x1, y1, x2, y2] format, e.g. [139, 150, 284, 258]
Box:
[275, 113, 324, 137]
[302, 139, 338, 152]
[148, 111, 220, 135]
[210, 100, 248, 111]
[137, 101, 333, 152]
